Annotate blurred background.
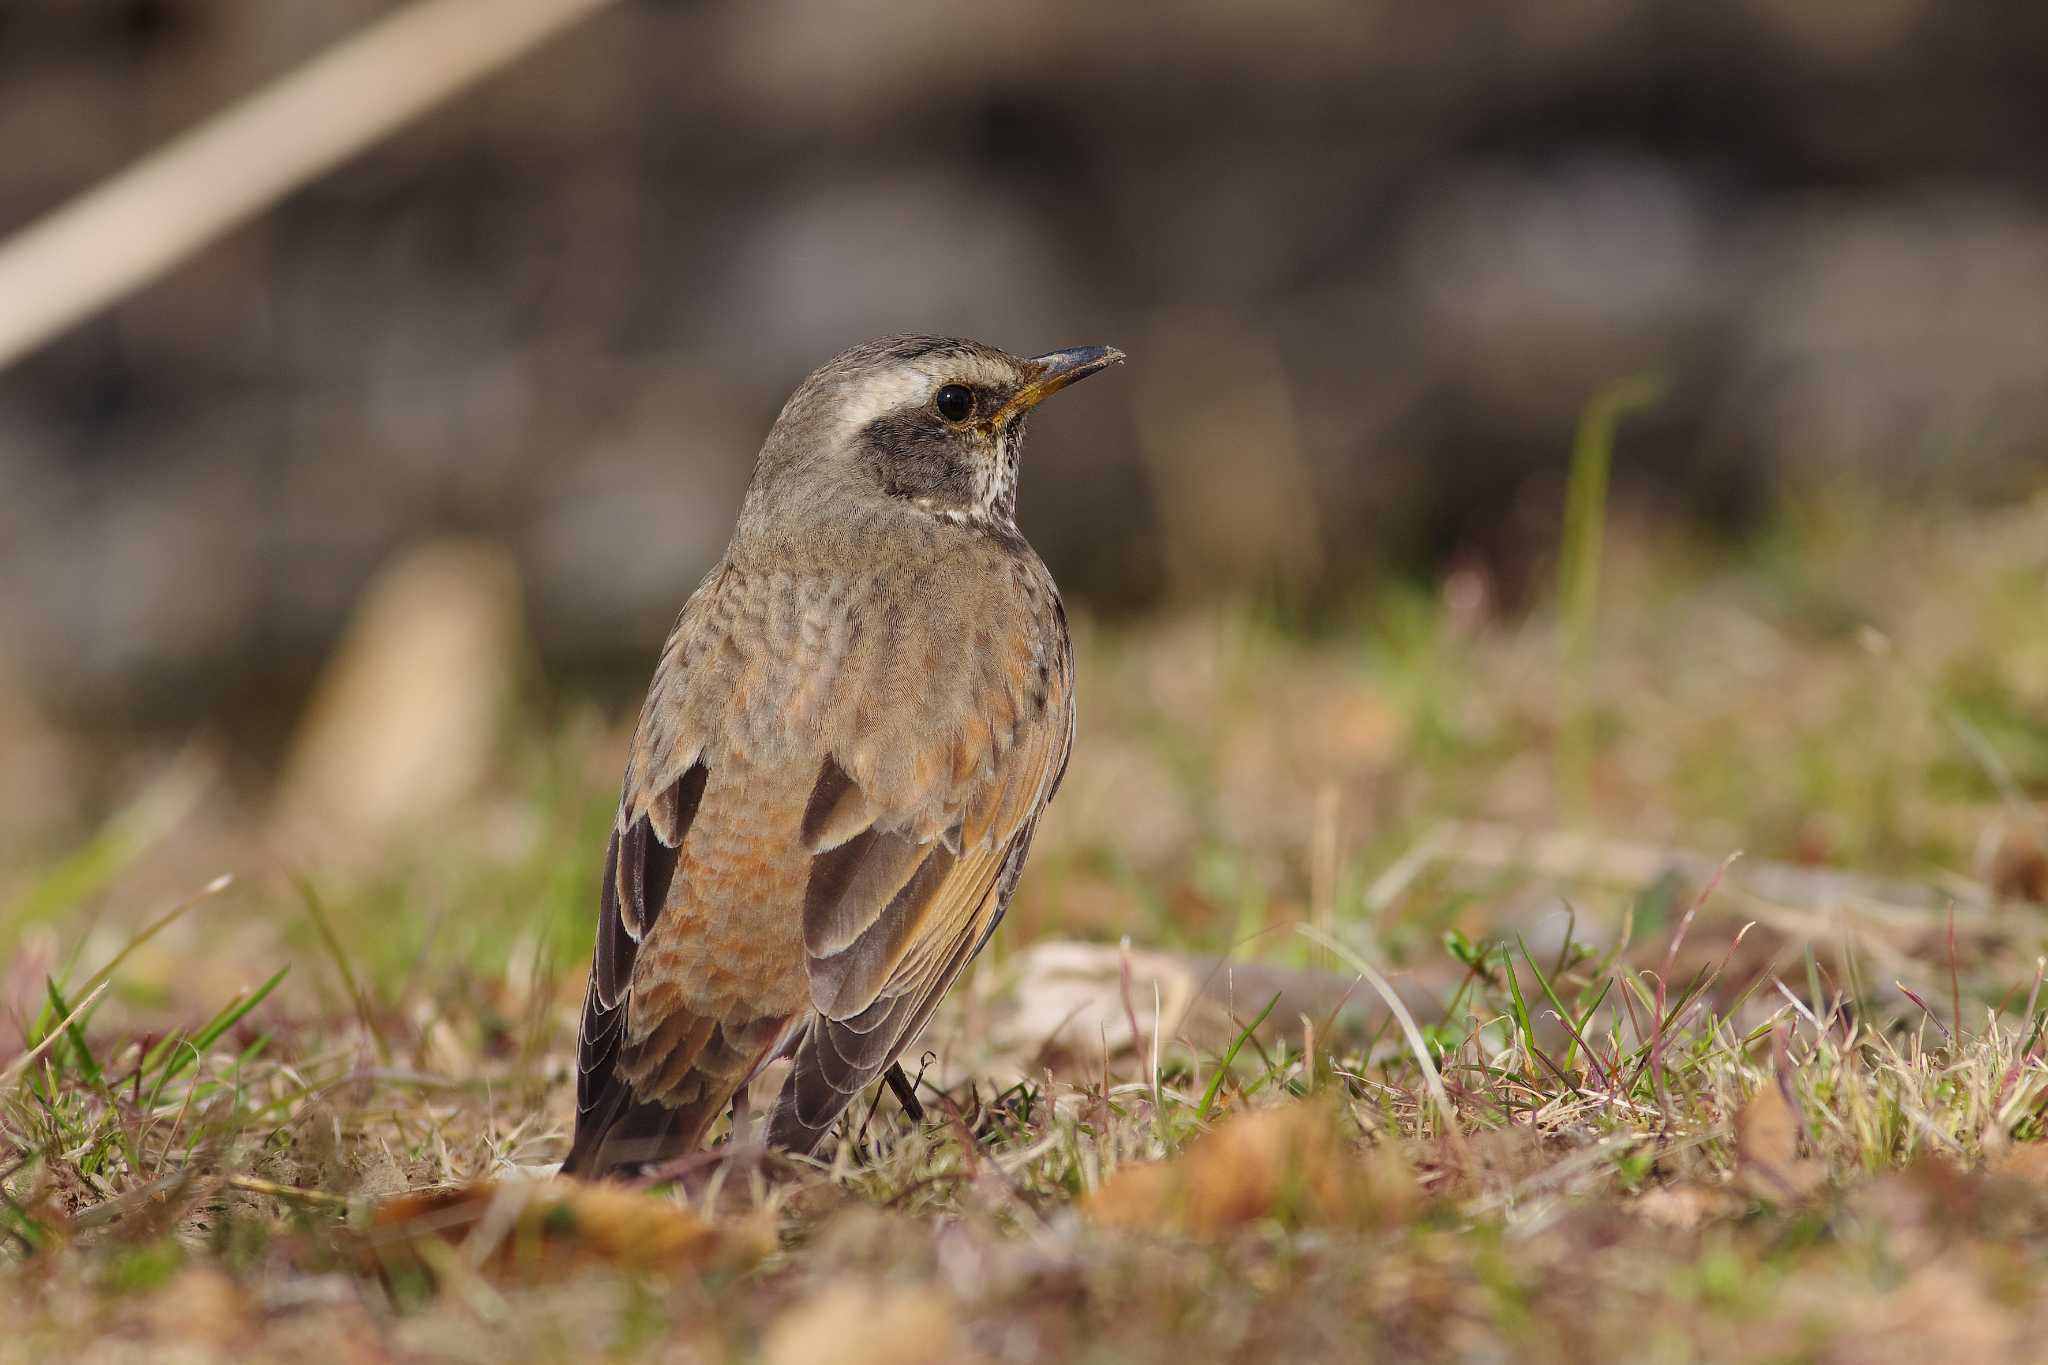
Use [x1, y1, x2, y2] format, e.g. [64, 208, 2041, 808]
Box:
[8, 6, 2048, 1343]
[1, 0, 2045, 929]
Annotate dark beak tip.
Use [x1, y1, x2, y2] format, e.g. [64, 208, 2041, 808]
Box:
[998, 344, 1124, 419]
[1033, 344, 1127, 379]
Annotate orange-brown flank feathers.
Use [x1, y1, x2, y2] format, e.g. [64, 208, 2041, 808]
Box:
[563, 335, 1109, 1177]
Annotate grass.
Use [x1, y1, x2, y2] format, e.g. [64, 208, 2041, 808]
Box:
[3, 489, 2048, 1361]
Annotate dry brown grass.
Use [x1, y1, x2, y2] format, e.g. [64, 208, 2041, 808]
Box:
[5, 494, 2048, 1362]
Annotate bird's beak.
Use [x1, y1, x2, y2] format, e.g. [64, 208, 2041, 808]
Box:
[988, 345, 1125, 427]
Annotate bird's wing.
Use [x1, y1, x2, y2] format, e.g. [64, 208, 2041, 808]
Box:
[770, 814, 1044, 1151]
[772, 593, 1075, 1147]
[568, 569, 729, 1170]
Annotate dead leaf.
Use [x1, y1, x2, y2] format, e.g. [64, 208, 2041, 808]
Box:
[1988, 1142, 2048, 1183]
[1869, 1262, 2018, 1358]
[762, 1282, 973, 1365]
[1734, 1078, 1825, 1202]
[1988, 827, 2048, 904]
[144, 1267, 252, 1349]
[358, 1178, 768, 1285]
[1633, 1183, 1742, 1231]
[1086, 1103, 1414, 1238]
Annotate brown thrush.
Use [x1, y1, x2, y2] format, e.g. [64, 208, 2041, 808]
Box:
[563, 335, 1123, 1177]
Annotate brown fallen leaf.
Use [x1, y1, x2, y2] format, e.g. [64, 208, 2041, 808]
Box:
[143, 1266, 253, 1350]
[1987, 1141, 2048, 1183]
[1987, 826, 2048, 904]
[357, 1178, 769, 1285]
[1085, 1102, 1414, 1238]
[1864, 1261, 2019, 1359]
[1734, 1075, 1825, 1202]
[1633, 1182, 1743, 1231]
[761, 1282, 974, 1365]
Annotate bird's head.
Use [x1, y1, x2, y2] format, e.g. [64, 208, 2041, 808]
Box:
[743, 335, 1124, 536]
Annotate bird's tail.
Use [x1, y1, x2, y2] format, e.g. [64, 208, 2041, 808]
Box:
[560, 1085, 724, 1179]
[565, 1003, 797, 1179]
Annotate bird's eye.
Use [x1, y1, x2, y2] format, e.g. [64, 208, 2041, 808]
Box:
[934, 383, 974, 424]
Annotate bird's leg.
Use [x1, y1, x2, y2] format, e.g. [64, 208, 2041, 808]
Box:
[884, 1062, 925, 1123]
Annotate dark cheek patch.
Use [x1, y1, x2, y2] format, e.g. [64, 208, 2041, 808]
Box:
[864, 413, 974, 504]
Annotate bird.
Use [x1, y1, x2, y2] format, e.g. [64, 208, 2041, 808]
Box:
[562, 335, 1123, 1178]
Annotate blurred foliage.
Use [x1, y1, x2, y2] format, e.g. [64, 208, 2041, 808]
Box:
[2, 0, 2047, 727]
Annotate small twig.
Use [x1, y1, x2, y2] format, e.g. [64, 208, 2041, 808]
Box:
[1772, 979, 1823, 1036]
[2024, 958, 2047, 1053]
[1150, 980, 1164, 1119]
[1895, 982, 1952, 1043]
[1947, 902, 1963, 1044]
[1363, 825, 1446, 918]
[76, 875, 235, 1003]
[1116, 937, 1146, 1093]
[1646, 853, 1741, 1122]
[294, 876, 390, 1065]
[224, 1174, 350, 1209]
[67, 1167, 200, 1231]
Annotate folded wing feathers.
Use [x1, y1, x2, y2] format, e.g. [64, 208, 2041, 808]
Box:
[802, 826, 931, 960]
[593, 831, 632, 1010]
[778, 876, 999, 1140]
[806, 839, 992, 1020]
[799, 755, 873, 851]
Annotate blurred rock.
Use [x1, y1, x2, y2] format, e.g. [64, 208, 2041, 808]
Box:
[275, 540, 527, 857]
[978, 939, 1449, 1083]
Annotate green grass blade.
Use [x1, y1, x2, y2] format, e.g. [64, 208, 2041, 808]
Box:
[42, 978, 104, 1088]
[1196, 991, 1282, 1123]
[294, 877, 389, 1063]
[0, 759, 209, 953]
[188, 966, 289, 1057]
[1517, 934, 1612, 1085]
[144, 967, 288, 1108]
[1503, 948, 1538, 1076]
[1557, 373, 1667, 820]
